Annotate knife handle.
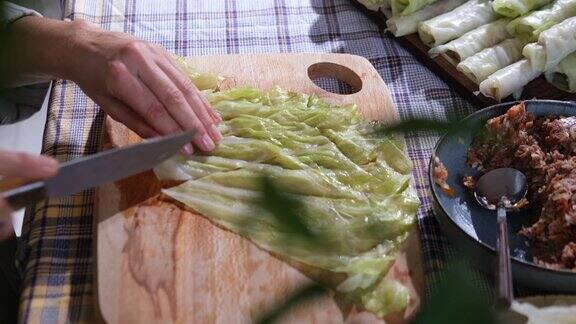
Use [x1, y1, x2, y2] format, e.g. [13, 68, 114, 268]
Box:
[1, 181, 47, 210]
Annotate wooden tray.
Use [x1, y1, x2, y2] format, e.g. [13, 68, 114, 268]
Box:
[94, 53, 424, 323]
[350, 0, 576, 107]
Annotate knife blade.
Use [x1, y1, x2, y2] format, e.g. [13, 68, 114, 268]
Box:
[2, 130, 194, 210]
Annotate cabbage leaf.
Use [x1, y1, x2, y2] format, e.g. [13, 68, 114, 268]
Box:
[506, 0, 576, 42]
[155, 78, 419, 317]
[492, 0, 553, 18]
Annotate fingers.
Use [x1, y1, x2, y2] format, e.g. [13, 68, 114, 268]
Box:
[201, 94, 222, 124]
[0, 151, 58, 180]
[0, 198, 12, 241]
[105, 62, 184, 136]
[159, 59, 223, 130]
[135, 61, 218, 152]
[96, 96, 158, 138]
[97, 95, 194, 154]
[162, 53, 222, 124]
[80, 38, 223, 154]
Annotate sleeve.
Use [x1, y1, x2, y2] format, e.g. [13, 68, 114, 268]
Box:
[0, 3, 49, 124]
[1, 2, 42, 29]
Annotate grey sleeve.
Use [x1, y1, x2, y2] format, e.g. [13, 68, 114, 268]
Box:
[6, 1, 63, 19]
[0, 1, 63, 124]
[0, 2, 42, 29]
[0, 83, 50, 124]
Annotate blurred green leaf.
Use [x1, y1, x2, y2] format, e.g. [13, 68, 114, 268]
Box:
[256, 283, 327, 324]
[377, 118, 463, 135]
[257, 176, 322, 244]
[414, 257, 497, 324]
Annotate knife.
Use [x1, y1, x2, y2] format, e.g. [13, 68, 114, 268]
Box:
[1, 130, 195, 210]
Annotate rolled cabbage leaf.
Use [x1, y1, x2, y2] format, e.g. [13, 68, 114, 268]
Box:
[155, 83, 420, 317]
[522, 17, 576, 71]
[385, 0, 467, 37]
[418, 0, 498, 47]
[479, 59, 541, 100]
[429, 19, 511, 64]
[545, 52, 576, 93]
[457, 38, 525, 83]
[493, 0, 553, 18]
[507, 0, 576, 42]
[391, 0, 439, 16]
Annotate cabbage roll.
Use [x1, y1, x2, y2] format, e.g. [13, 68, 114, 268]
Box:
[429, 19, 511, 64]
[545, 52, 576, 93]
[391, 0, 439, 16]
[507, 0, 576, 41]
[386, 0, 467, 36]
[493, 0, 553, 18]
[418, 0, 498, 47]
[522, 17, 576, 71]
[479, 59, 541, 100]
[457, 38, 525, 83]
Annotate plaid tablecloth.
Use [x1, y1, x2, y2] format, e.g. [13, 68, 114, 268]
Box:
[17, 0, 485, 322]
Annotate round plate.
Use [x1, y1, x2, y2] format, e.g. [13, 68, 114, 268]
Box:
[430, 99, 576, 292]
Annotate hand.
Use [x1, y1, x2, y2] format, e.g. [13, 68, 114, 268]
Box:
[62, 20, 221, 154]
[0, 151, 58, 241]
[1, 17, 221, 153]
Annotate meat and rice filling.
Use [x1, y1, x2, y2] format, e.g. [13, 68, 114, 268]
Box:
[467, 102, 576, 270]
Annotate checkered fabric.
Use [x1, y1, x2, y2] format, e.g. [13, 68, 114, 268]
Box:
[16, 0, 488, 322]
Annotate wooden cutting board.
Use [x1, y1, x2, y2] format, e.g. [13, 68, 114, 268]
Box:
[94, 53, 424, 324]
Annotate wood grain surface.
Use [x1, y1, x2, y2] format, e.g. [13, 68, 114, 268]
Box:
[95, 53, 424, 324]
[350, 1, 576, 108]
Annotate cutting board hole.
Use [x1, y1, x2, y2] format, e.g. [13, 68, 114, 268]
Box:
[307, 62, 362, 95]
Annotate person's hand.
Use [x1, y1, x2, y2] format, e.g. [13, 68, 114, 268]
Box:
[0, 151, 58, 241]
[1, 17, 221, 153]
[60, 20, 221, 154]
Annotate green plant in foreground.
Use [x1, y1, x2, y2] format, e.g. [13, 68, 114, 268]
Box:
[256, 176, 322, 246]
[252, 177, 497, 324]
[255, 283, 327, 324]
[375, 117, 480, 136]
[414, 259, 497, 324]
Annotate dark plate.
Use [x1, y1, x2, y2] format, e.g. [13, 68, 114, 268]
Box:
[430, 99, 576, 292]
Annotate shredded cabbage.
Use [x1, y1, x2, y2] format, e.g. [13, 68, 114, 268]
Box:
[156, 68, 419, 317]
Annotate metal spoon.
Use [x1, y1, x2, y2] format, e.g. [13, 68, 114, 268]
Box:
[474, 167, 528, 309]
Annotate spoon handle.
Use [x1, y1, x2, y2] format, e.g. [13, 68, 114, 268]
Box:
[496, 204, 513, 309]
